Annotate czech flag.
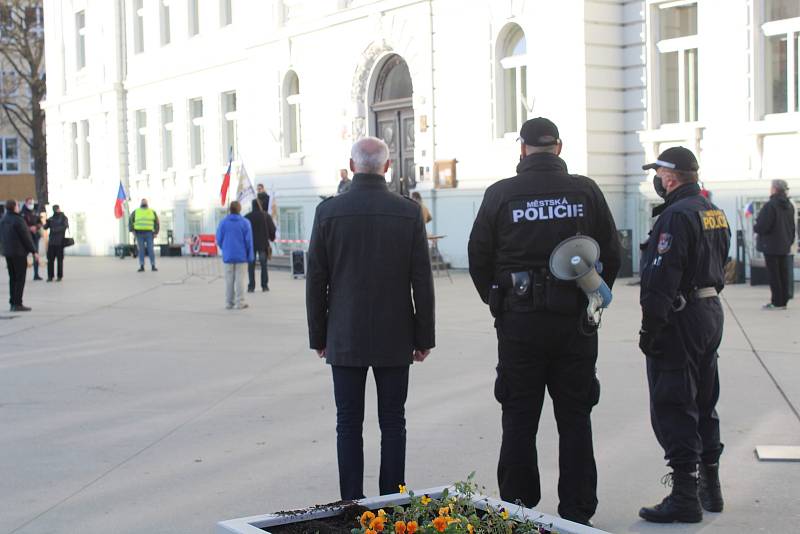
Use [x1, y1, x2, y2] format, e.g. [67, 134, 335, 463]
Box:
[220, 146, 233, 206]
[744, 201, 755, 218]
[114, 181, 127, 219]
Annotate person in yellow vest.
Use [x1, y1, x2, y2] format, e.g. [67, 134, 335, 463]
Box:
[128, 199, 160, 272]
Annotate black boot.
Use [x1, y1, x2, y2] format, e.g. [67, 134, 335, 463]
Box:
[639, 471, 703, 523]
[698, 463, 723, 512]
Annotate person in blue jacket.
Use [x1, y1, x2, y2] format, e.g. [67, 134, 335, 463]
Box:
[216, 200, 254, 310]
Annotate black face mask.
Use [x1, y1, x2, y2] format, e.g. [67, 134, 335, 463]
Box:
[653, 175, 667, 199]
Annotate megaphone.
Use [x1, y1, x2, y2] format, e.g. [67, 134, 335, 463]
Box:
[549, 235, 612, 326]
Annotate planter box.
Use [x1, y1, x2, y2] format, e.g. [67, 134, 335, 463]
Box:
[216, 486, 609, 534]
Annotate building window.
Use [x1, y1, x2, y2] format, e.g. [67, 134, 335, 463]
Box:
[70, 123, 79, 179]
[133, 0, 145, 53]
[1, 70, 19, 98]
[73, 213, 87, 244]
[0, 137, 19, 173]
[24, 6, 43, 37]
[189, 97, 204, 166]
[220, 0, 232, 26]
[283, 71, 301, 155]
[185, 209, 204, 237]
[497, 23, 528, 136]
[278, 207, 304, 253]
[654, 2, 699, 125]
[135, 109, 147, 173]
[188, 0, 200, 36]
[161, 104, 173, 170]
[160, 0, 171, 46]
[221, 91, 237, 161]
[76, 11, 86, 69]
[80, 119, 91, 178]
[763, 0, 800, 115]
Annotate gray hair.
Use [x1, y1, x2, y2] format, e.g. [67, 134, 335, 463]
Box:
[772, 179, 789, 193]
[351, 137, 390, 174]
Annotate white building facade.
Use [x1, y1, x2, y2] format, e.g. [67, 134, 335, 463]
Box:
[42, 0, 800, 271]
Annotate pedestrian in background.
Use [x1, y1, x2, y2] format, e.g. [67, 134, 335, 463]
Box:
[44, 205, 69, 282]
[245, 198, 276, 292]
[638, 147, 729, 523]
[20, 197, 43, 281]
[754, 179, 796, 310]
[411, 191, 432, 224]
[336, 168, 351, 195]
[128, 199, 159, 272]
[306, 137, 435, 501]
[1, 199, 38, 311]
[216, 200, 254, 310]
[257, 183, 270, 211]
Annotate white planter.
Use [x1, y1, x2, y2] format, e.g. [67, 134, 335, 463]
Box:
[216, 486, 609, 534]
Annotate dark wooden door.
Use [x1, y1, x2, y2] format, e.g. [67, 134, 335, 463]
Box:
[375, 103, 415, 195]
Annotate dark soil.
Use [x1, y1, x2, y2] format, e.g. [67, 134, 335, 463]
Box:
[265, 503, 369, 534]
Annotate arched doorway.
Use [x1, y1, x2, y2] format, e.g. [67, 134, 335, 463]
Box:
[371, 55, 415, 194]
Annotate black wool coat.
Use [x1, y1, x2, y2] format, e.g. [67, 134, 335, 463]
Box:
[306, 173, 435, 367]
[245, 201, 276, 253]
[0, 212, 36, 258]
[44, 213, 69, 247]
[754, 193, 796, 256]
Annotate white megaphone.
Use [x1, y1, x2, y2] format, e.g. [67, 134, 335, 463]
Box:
[549, 235, 612, 326]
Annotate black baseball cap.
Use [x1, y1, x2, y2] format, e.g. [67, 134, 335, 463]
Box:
[642, 146, 699, 172]
[518, 117, 560, 146]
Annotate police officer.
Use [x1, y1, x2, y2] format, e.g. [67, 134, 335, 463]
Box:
[128, 199, 160, 272]
[638, 147, 730, 523]
[468, 117, 621, 526]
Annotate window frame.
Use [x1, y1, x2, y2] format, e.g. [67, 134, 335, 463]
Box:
[649, 0, 700, 127]
[761, 10, 800, 117]
[133, 0, 145, 54]
[188, 0, 200, 37]
[80, 119, 91, 179]
[221, 90, 238, 162]
[496, 23, 529, 138]
[189, 97, 204, 167]
[160, 0, 171, 46]
[283, 71, 302, 157]
[220, 0, 232, 26]
[135, 109, 147, 173]
[161, 103, 174, 171]
[75, 11, 86, 70]
[0, 137, 20, 173]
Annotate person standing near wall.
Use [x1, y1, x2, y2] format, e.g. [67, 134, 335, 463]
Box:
[1, 199, 38, 311]
[129, 199, 160, 272]
[43, 205, 69, 282]
[20, 197, 43, 281]
[754, 179, 796, 310]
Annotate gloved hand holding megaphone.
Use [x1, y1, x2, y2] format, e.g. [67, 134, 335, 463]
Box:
[549, 235, 612, 326]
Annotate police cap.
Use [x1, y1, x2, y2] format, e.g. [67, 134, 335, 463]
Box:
[642, 146, 699, 172]
[518, 117, 560, 147]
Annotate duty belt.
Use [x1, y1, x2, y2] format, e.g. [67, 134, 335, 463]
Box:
[673, 287, 718, 312]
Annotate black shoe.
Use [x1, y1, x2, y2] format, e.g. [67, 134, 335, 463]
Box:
[56, 277, 62, 282]
[247, 287, 255, 293]
[639, 471, 702, 523]
[11, 305, 31, 312]
[33, 276, 43, 281]
[698, 463, 724, 513]
[47, 278, 53, 282]
[262, 286, 269, 292]
[151, 266, 158, 272]
[137, 266, 145, 272]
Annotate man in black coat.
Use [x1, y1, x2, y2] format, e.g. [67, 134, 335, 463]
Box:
[245, 198, 276, 292]
[44, 205, 69, 282]
[0, 199, 38, 311]
[754, 179, 796, 310]
[306, 136, 435, 501]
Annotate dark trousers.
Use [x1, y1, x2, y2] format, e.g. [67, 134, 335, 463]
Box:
[765, 254, 790, 307]
[247, 250, 269, 290]
[646, 298, 724, 472]
[30, 234, 40, 278]
[331, 365, 409, 501]
[494, 312, 600, 523]
[5, 255, 27, 307]
[47, 245, 65, 280]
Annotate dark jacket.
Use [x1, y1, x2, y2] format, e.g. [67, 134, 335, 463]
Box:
[44, 213, 69, 247]
[306, 173, 435, 367]
[245, 199, 276, 253]
[640, 183, 731, 327]
[754, 193, 796, 255]
[0, 211, 37, 258]
[468, 153, 622, 305]
[20, 205, 41, 237]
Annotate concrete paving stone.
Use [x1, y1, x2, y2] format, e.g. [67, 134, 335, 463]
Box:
[0, 258, 799, 533]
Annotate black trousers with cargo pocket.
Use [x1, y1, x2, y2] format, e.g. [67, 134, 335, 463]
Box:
[494, 311, 600, 524]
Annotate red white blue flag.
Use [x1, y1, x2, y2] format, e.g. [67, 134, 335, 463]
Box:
[114, 181, 127, 219]
[220, 146, 233, 206]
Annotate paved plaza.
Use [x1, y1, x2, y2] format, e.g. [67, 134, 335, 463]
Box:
[1, 257, 799, 534]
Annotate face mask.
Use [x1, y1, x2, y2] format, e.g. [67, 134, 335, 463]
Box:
[653, 175, 667, 199]
[25, 202, 34, 210]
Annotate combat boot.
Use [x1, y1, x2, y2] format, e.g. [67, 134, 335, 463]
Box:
[698, 463, 724, 512]
[639, 471, 703, 523]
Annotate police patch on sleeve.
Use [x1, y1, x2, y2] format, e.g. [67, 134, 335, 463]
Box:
[699, 210, 729, 231]
[657, 232, 673, 254]
[509, 197, 585, 223]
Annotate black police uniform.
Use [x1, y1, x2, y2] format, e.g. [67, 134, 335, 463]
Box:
[468, 152, 621, 523]
[639, 182, 730, 473]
